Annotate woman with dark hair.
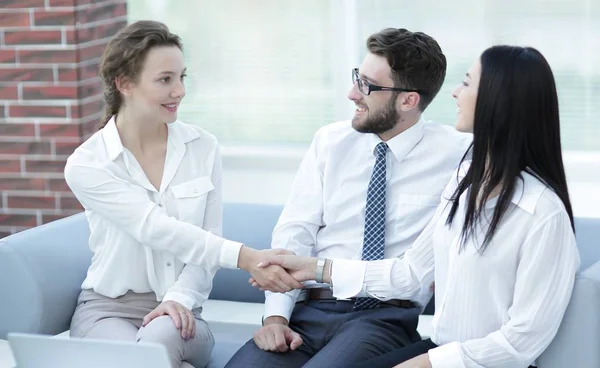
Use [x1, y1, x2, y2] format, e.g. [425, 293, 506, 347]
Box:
[64, 20, 300, 368]
[255, 45, 579, 368]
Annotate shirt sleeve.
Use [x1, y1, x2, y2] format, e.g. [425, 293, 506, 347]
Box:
[428, 209, 580, 368]
[264, 130, 326, 321]
[163, 145, 227, 310]
[331, 163, 467, 301]
[331, 201, 443, 300]
[64, 151, 243, 272]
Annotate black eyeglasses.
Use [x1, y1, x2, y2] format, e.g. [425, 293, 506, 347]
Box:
[352, 68, 422, 96]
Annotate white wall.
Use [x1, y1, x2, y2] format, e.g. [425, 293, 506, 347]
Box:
[222, 147, 600, 218]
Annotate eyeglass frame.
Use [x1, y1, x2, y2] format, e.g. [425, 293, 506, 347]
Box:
[352, 68, 423, 96]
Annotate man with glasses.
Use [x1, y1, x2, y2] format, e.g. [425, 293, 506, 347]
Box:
[226, 28, 472, 368]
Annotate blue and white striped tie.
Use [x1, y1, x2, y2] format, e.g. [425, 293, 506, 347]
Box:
[354, 142, 388, 311]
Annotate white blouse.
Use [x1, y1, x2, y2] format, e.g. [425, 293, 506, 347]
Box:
[332, 162, 580, 367]
[64, 117, 242, 311]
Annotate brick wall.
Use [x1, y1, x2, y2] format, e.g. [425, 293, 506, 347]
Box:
[0, 0, 127, 238]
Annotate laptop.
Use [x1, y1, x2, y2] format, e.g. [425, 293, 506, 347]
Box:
[8, 333, 171, 368]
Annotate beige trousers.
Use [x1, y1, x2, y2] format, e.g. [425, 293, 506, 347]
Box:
[70, 289, 214, 368]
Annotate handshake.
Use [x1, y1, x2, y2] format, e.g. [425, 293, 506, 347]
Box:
[238, 246, 326, 293]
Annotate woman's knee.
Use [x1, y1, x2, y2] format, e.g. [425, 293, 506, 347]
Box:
[137, 315, 182, 344]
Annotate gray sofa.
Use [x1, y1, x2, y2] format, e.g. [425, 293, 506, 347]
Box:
[0, 203, 599, 367]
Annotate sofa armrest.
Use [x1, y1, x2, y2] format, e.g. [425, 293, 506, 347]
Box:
[0, 214, 91, 339]
[537, 260, 600, 368]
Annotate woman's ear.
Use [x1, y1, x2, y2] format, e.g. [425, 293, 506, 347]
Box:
[115, 76, 133, 97]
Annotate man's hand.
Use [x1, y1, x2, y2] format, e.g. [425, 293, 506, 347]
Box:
[249, 255, 319, 290]
[238, 247, 304, 293]
[142, 300, 195, 341]
[393, 353, 432, 368]
[253, 316, 303, 352]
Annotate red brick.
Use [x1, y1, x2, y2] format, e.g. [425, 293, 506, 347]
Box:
[0, 177, 46, 190]
[48, 0, 74, 6]
[5, 30, 62, 46]
[33, 10, 75, 26]
[0, 86, 18, 99]
[24, 158, 66, 173]
[79, 62, 100, 80]
[0, 67, 54, 82]
[6, 194, 55, 209]
[54, 141, 80, 156]
[78, 80, 103, 99]
[0, 159, 21, 173]
[65, 29, 77, 44]
[2, 0, 45, 8]
[81, 120, 97, 139]
[39, 123, 80, 138]
[0, 50, 17, 64]
[41, 213, 65, 224]
[72, 20, 127, 45]
[23, 86, 78, 100]
[57, 67, 78, 82]
[47, 178, 71, 192]
[0, 214, 37, 227]
[0, 12, 30, 27]
[59, 194, 82, 210]
[79, 42, 109, 61]
[18, 49, 76, 64]
[76, 2, 126, 25]
[9, 105, 67, 119]
[72, 98, 104, 119]
[0, 123, 35, 137]
[0, 141, 52, 155]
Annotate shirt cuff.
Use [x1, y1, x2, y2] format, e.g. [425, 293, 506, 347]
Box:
[331, 259, 367, 299]
[162, 291, 196, 311]
[219, 238, 244, 269]
[264, 290, 299, 322]
[428, 342, 466, 368]
[364, 259, 395, 298]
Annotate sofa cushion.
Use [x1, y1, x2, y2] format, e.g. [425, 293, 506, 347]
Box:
[210, 203, 283, 303]
[0, 213, 91, 339]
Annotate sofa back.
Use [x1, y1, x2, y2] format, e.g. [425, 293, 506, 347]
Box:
[210, 203, 282, 303]
[0, 213, 91, 338]
[1, 202, 598, 339]
[574, 217, 600, 270]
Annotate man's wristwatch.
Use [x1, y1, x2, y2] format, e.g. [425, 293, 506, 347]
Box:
[315, 258, 326, 283]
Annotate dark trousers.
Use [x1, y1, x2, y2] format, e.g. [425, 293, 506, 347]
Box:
[347, 338, 537, 368]
[225, 299, 421, 368]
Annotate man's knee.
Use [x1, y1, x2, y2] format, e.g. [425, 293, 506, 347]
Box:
[226, 338, 309, 368]
[225, 338, 260, 367]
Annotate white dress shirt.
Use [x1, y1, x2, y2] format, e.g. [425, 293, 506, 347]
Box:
[265, 118, 472, 320]
[332, 162, 580, 367]
[64, 117, 243, 311]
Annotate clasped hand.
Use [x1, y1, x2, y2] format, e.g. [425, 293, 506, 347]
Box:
[243, 252, 318, 293]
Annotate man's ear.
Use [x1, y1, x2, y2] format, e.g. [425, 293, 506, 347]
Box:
[115, 76, 134, 97]
[397, 92, 421, 112]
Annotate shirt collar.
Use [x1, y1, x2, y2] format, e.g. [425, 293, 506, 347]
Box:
[509, 170, 546, 214]
[101, 116, 124, 161]
[485, 169, 546, 214]
[370, 116, 425, 162]
[167, 120, 202, 146]
[100, 116, 202, 161]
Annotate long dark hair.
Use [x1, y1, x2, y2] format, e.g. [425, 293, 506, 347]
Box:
[446, 45, 574, 252]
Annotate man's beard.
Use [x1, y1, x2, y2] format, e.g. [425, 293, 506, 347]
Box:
[352, 95, 399, 134]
